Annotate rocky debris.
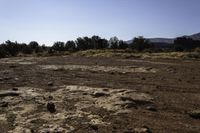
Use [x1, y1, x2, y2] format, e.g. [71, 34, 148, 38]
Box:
[123, 102, 137, 109]
[47, 82, 54, 86]
[12, 87, 19, 91]
[0, 85, 154, 133]
[90, 124, 98, 131]
[23, 128, 33, 133]
[141, 77, 146, 80]
[38, 125, 66, 133]
[0, 77, 12, 81]
[120, 95, 153, 106]
[47, 102, 56, 113]
[133, 126, 152, 133]
[115, 110, 132, 115]
[48, 95, 54, 100]
[92, 92, 109, 97]
[14, 77, 19, 81]
[0, 101, 8, 107]
[146, 67, 153, 71]
[189, 110, 200, 119]
[9, 65, 18, 68]
[123, 130, 134, 133]
[0, 91, 20, 97]
[146, 105, 157, 112]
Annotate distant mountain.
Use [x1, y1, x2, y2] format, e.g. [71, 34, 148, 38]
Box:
[126, 32, 200, 46]
[148, 38, 174, 44]
[185, 33, 200, 40]
[126, 37, 174, 45]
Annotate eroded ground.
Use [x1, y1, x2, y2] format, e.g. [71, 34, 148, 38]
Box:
[0, 56, 200, 133]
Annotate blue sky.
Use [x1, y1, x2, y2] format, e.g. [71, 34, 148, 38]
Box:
[0, 0, 200, 45]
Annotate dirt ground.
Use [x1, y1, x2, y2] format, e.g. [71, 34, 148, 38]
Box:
[0, 55, 200, 133]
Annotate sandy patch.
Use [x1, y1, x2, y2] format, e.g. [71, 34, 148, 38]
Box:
[39, 64, 157, 73]
[1, 85, 154, 132]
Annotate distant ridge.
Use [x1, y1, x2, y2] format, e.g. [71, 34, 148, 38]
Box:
[184, 33, 200, 40]
[126, 32, 200, 45]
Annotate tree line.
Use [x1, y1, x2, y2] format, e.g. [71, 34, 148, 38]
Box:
[0, 35, 200, 58]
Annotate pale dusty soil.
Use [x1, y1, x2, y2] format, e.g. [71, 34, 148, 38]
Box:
[0, 55, 200, 133]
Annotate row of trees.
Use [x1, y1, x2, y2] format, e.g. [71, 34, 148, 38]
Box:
[0, 35, 200, 58]
[51, 36, 153, 52]
[0, 41, 46, 58]
[174, 37, 200, 51]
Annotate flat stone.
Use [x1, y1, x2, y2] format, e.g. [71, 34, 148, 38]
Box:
[47, 102, 56, 113]
[0, 102, 8, 107]
[124, 102, 137, 109]
[47, 82, 54, 86]
[189, 110, 200, 119]
[146, 106, 157, 112]
[133, 126, 152, 133]
[0, 91, 20, 97]
[92, 92, 109, 97]
[9, 65, 18, 68]
[90, 124, 98, 131]
[12, 87, 19, 91]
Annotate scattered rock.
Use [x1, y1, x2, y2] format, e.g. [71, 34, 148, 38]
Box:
[23, 129, 33, 133]
[123, 130, 134, 133]
[133, 126, 152, 133]
[14, 78, 19, 81]
[0, 101, 8, 107]
[122, 72, 127, 74]
[0, 77, 11, 81]
[47, 102, 56, 113]
[115, 110, 132, 115]
[90, 124, 98, 131]
[12, 87, 19, 91]
[110, 71, 115, 75]
[124, 102, 137, 109]
[121, 97, 134, 102]
[92, 92, 109, 97]
[82, 92, 88, 95]
[189, 110, 200, 119]
[0, 91, 20, 97]
[146, 106, 157, 112]
[146, 67, 153, 71]
[47, 82, 54, 86]
[9, 65, 17, 68]
[38, 125, 66, 133]
[141, 77, 146, 80]
[48, 96, 54, 100]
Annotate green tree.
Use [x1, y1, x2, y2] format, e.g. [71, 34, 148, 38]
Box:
[5, 40, 19, 56]
[65, 41, 76, 51]
[29, 41, 39, 49]
[118, 40, 128, 49]
[130, 36, 154, 51]
[91, 36, 109, 49]
[109, 37, 119, 49]
[0, 44, 8, 58]
[21, 43, 33, 54]
[52, 42, 65, 52]
[174, 37, 200, 51]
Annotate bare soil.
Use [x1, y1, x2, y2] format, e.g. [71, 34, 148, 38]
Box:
[0, 55, 200, 133]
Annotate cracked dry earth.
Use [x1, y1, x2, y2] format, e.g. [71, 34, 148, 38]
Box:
[0, 56, 200, 133]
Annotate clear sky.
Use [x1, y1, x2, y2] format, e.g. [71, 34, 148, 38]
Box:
[0, 0, 200, 45]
